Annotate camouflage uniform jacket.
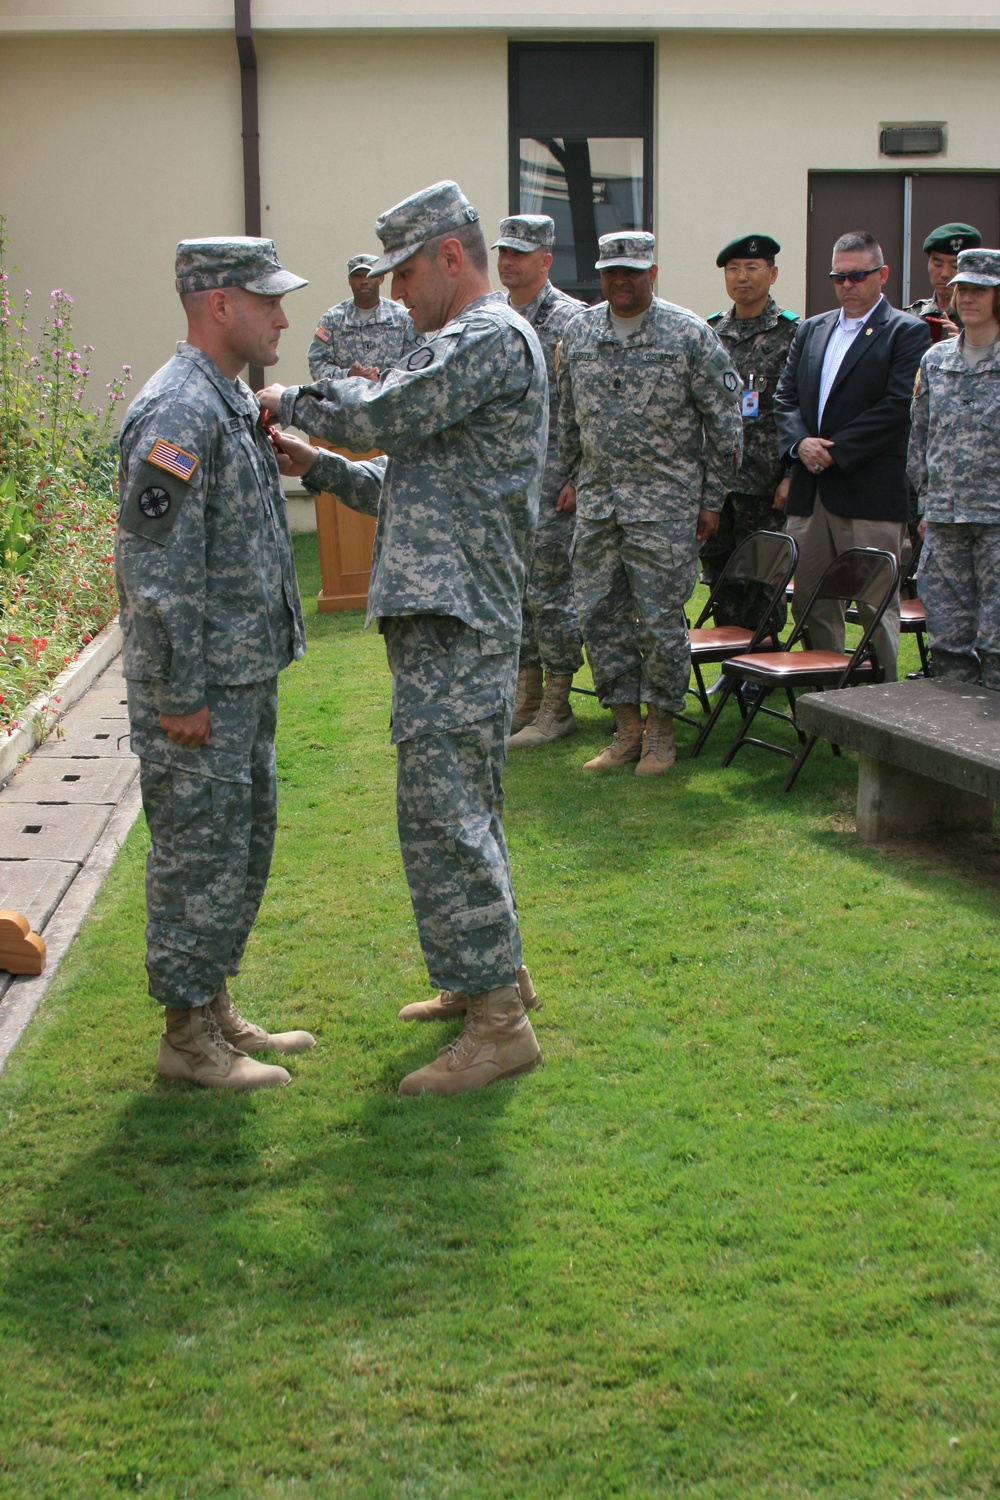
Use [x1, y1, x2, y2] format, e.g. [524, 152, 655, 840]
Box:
[905, 294, 963, 331]
[557, 297, 742, 522]
[707, 296, 798, 495]
[306, 296, 420, 380]
[116, 342, 306, 716]
[508, 280, 585, 504]
[907, 334, 1000, 524]
[283, 295, 547, 646]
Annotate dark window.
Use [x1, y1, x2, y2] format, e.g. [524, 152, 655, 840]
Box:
[508, 43, 654, 301]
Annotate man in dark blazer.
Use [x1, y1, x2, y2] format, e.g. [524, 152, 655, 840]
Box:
[774, 231, 930, 679]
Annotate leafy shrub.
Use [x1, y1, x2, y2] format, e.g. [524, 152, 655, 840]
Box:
[0, 218, 132, 735]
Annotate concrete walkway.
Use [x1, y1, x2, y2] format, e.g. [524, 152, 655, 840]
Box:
[0, 654, 142, 1072]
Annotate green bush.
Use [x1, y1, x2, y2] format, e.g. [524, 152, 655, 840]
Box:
[0, 217, 131, 735]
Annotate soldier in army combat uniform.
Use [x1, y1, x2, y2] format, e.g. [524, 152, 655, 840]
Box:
[908, 247, 1000, 687]
[116, 238, 316, 1090]
[703, 234, 798, 631]
[557, 231, 742, 776]
[259, 182, 547, 1098]
[493, 214, 586, 749]
[306, 252, 420, 381]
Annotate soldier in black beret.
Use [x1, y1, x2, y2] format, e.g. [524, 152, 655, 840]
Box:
[906, 222, 983, 337]
[703, 235, 799, 633]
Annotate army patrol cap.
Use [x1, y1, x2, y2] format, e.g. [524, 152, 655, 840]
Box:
[948, 247, 1000, 287]
[347, 254, 379, 275]
[923, 223, 982, 256]
[492, 215, 555, 253]
[367, 181, 481, 276]
[174, 237, 308, 295]
[595, 232, 656, 271]
[716, 234, 780, 267]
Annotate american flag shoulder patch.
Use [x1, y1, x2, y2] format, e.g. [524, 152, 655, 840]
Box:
[314, 325, 331, 343]
[147, 439, 199, 482]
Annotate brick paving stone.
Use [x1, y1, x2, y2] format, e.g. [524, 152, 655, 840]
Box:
[0, 859, 77, 933]
[2, 758, 138, 806]
[0, 803, 114, 862]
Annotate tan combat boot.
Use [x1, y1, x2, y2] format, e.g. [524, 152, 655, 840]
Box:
[210, 981, 316, 1054]
[398, 964, 538, 1022]
[582, 702, 645, 772]
[157, 1004, 290, 1090]
[507, 674, 577, 749]
[635, 705, 677, 777]
[510, 665, 543, 735]
[397, 983, 542, 1096]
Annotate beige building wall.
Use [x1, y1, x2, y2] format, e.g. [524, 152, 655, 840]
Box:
[658, 31, 1000, 321]
[1, 25, 999, 403]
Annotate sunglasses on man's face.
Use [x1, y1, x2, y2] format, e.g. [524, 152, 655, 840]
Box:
[828, 265, 884, 285]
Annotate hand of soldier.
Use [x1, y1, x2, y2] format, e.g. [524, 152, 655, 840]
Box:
[348, 362, 379, 381]
[556, 483, 577, 514]
[773, 477, 790, 513]
[271, 429, 320, 477]
[159, 706, 211, 748]
[940, 315, 960, 338]
[918, 517, 927, 540]
[798, 436, 835, 473]
[256, 383, 286, 411]
[696, 508, 721, 542]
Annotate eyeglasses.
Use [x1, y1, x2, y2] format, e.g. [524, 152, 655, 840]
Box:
[828, 265, 884, 285]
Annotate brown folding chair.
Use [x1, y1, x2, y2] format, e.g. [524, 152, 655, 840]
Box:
[717, 546, 899, 792]
[846, 535, 930, 676]
[689, 534, 797, 756]
[686, 530, 798, 748]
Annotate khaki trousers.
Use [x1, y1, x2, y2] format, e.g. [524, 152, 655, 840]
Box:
[786, 498, 904, 681]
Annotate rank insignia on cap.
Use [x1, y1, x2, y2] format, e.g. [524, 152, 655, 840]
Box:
[950, 237, 963, 251]
[747, 239, 758, 253]
[139, 486, 171, 518]
[147, 439, 199, 482]
[313, 325, 331, 343]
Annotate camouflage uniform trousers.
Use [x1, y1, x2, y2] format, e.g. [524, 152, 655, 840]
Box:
[699, 490, 788, 631]
[127, 677, 278, 1009]
[572, 512, 699, 713]
[383, 615, 522, 994]
[918, 522, 1000, 688]
[518, 505, 584, 674]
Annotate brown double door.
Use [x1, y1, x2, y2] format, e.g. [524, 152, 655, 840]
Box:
[806, 171, 1000, 315]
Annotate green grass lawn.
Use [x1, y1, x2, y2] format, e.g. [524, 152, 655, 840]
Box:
[1, 535, 997, 1498]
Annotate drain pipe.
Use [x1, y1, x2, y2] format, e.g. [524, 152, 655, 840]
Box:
[235, 0, 264, 388]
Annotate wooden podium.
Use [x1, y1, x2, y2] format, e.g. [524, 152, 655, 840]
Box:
[311, 440, 381, 613]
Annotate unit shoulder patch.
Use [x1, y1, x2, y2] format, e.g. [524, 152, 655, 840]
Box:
[779, 309, 800, 322]
[406, 346, 435, 371]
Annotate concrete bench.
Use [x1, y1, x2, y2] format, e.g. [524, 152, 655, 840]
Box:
[795, 679, 1000, 842]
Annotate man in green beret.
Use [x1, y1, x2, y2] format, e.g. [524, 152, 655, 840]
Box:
[906, 223, 983, 337]
[703, 235, 799, 631]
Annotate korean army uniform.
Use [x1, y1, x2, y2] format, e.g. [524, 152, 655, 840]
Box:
[703, 296, 799, 626]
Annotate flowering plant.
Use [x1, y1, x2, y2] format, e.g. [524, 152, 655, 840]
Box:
[1, 217, 132, 734]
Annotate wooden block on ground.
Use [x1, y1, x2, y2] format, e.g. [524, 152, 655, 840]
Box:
[0, 910, 47, 975]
